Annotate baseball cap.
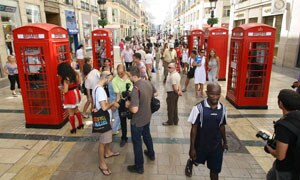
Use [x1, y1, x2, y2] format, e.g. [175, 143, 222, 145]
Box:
[169, 44, 174, 49]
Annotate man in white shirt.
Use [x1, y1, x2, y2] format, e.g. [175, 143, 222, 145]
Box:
[121, 45, 134, 71]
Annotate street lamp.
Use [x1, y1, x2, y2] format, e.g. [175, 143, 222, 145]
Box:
[98, 0, 107, 19]
[209, 0, 218, 27]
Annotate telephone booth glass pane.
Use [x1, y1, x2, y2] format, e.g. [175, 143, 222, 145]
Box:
[245, 42, 269, 97]
[228, 41, 240, 94]
[95, 39, 107, 68]
[20, 47, 50, 115]
[192, 36, 199, 50]
[56, 45, 69, 63]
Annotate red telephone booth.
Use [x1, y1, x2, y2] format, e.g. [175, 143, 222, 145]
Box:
[204, 27, 228, 80]
[91, 28, 114, 70]
[13, 23, 70, 128]
[226, 23, 276, 109]
[189, 29, 204, 54]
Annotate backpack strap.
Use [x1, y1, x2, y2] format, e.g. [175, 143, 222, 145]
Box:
[276, 120, 300, 136]
[93, 86, 100, 109]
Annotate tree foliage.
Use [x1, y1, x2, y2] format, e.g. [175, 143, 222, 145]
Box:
[98, 18, 108, 28]
[207, 18, 218, 27]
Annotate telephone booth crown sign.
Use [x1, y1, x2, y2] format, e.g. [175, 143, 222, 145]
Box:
[204, 27, 228, 80]
[226, 23, 276, 109]
[13, 23, 70, 128]
[92, 28, 114, 70]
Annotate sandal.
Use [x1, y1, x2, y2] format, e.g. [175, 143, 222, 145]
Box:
[99, 167, 111, 176]
[104, 152, 120, 158]
[185, 159, 193, 177]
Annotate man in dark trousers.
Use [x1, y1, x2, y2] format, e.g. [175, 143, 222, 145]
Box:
[125, 66, 157, 174]
[266, 89, 300, 180]
[186, 82, 228, 179]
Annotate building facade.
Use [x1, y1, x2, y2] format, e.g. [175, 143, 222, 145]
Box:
[173, 0, 230, 37]
[233, 0, 300, 68]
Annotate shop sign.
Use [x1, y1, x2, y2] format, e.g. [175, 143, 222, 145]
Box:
[65, 10, 78, 34]
[0, 5, 16, 13]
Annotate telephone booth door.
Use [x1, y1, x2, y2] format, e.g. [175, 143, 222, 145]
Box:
[92, 29, 114, 70]
[204, 27, 228, 80]
[13, 23, 70, 128]
[226, 23, 276, 109]
[189, 29, 204, 54]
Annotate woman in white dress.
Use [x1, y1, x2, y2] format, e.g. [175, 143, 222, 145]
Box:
[181, 44, 189, 74]
[193, 50, 206, 97]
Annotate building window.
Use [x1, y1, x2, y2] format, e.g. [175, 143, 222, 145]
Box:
[25, 4, 41, 23]
[234, 19, 245, 27]
[249, 18, 258, 23]
[223, 6, 230, 17]
[64, 0, 73, 5]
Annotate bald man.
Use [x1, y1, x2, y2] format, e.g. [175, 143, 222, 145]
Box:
[162, 63, 182, 126]
[186, 82, 228, 179]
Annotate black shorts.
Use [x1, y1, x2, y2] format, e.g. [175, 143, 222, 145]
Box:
[194, 149, 224, 173]
[187, 68, 195, 79]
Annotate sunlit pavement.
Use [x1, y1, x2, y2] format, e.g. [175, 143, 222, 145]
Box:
[0, 64, 298, 179]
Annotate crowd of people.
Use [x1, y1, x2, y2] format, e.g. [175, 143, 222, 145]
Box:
[2, 34, 300, 179]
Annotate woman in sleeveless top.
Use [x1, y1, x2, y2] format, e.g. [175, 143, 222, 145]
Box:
[57, 62, 83, 134]
[207, 49, 220, 82]
[3, 55, 20, 97]
[181, 44, 189, 74]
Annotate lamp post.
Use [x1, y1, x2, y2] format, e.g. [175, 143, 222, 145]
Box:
[209, 0, 218, 27]
[97, 0, 107, 28]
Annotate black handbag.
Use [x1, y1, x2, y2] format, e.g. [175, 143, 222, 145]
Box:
[92, 87, 112, 133]
[151, 97, 160, 113]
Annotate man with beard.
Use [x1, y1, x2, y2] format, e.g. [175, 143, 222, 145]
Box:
[112, 64, 133, 147]
[185, 82, 228, 179]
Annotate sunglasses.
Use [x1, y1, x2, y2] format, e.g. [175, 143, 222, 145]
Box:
[168, 66, 173, 69]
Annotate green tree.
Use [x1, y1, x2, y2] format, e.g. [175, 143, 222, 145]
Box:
[98, 18, 108, 28]
[207, 18, 218, 27]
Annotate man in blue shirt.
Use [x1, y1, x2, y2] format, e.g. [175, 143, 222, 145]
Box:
[186, 82, 228, 179]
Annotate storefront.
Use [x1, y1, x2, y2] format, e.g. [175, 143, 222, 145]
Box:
[82, 14, 91, 48]
[0, 2, 21, 56]
[262, 6, 283, 58]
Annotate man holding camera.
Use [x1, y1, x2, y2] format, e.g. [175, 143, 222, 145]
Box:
[125, 66, 157, 174]
[265, 89, 300, 180]
[112, 64, 133, 147]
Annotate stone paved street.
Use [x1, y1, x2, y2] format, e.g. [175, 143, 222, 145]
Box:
[0, 63, 298, 180]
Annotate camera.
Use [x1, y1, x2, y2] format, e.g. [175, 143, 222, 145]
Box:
[256, 131, 276, 153]
[122, 83, 132, 101]
[120, 83, 132, 119]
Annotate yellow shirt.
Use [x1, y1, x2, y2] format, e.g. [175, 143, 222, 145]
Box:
[163, 48, 177, 63]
